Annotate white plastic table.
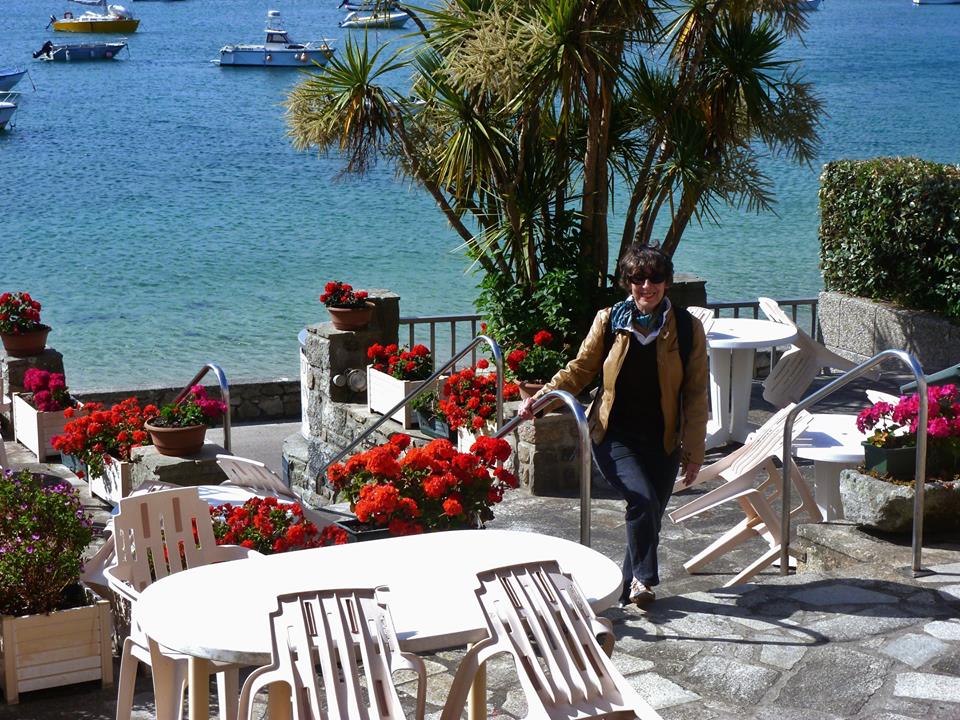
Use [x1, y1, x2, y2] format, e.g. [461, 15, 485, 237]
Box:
[135, 529, 622, 720]
[793, 413, 866, 521]
[706, 318, 799, 448]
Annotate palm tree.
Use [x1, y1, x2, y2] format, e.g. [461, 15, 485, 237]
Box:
[286, 0, 821, 340]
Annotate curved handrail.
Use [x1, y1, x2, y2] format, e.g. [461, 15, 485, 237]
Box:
[780, 349, 927, 575]
[174, 363, 232, 454]
[493, 390, 593, 546]
[315, 334, 504, 489]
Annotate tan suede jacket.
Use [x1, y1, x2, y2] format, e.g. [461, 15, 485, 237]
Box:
[533, 306, 709, 466]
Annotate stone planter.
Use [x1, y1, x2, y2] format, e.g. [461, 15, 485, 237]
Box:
[0, 594, 112, 704]
[839, 468, 960, 533]
[0, 326, 50, 358]
[87, 457, 134, 506]
[144, 422, 207, 457]
[11, 393, 70, 460]
[366, 366, 426, 429]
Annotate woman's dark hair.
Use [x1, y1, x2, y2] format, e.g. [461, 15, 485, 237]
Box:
[617, 243, 674, 292]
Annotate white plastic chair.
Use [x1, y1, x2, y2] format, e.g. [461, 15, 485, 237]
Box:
[758, 297, 863, 407]
[685, 305, 716, 334]
[670, 405, 823, 586]
[104, 487, 260, 720]
[238, 587, 426, 720]
[440, 561, 661, 720]
[216, 454, 294, 498]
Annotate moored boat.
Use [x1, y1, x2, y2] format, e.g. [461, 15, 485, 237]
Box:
[0, 94, 19, 131]
[338, 0, 400, 11]
[799, 0, 823, 10]
[0, 67, 27, 92]
[49, 0, 140, 33]
[218, 10, 334, 67]
[33, 40, 128, 61]
[913, 0, 960, 4]
[339, 9, 409, 28]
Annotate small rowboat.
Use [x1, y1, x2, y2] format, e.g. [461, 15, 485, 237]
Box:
[33, 40, 127, 61]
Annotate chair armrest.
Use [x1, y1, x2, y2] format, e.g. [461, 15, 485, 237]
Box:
[211, 544, 264, 563]
[104, 564, 141, 605]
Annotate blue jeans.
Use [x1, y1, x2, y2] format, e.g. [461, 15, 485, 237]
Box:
[593, 430, 679, 599]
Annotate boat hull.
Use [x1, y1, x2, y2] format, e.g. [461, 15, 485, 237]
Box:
[42, 43, 127, 61]
[0, 70, 26, 92]
[218, 47, 332, 67]
[52, 18, 140, 33]
[913, 0, 960, 4]
[340, 12, 409, 28]
[0, 103, 16, 131]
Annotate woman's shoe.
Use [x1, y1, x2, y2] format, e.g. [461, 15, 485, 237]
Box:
[629, 578, 656, 604]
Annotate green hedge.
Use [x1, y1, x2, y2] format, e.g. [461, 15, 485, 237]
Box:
[819, 157, 960, 319]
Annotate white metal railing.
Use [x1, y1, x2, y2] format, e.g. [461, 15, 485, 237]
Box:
[176, 363, 232, 453]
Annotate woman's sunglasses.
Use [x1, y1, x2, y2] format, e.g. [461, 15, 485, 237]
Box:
[628, 272, 666, 285]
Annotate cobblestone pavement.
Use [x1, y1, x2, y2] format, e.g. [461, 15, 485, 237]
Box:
[3, 373, 959, 719]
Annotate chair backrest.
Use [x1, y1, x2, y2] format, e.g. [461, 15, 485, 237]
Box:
[112, 486, 222, 593]
[463, 561, 661, 720]
[268, 588, 424, 720]
[685, 305, 716, 334]
[216, 454, 293, 498]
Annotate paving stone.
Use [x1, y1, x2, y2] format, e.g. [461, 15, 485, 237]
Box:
[628, 672, 700, 709]
[880, 633, 950, 668]
[757, 636, 808, 670]
[660, 698, 741, 719]
[753, 706, 842, 720]
[684, 655, 779, 704]
[918, 561, 960, 583]
[935, 584, 960, 604]
[805, 608, 922, 642]
[776, 646, 890, 716]
[610, 651, 655, 675]
[894, 672, 960, 703]
[791, 582, 900, 606]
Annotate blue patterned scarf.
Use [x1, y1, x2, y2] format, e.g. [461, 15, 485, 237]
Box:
[610, 297, 666, 334]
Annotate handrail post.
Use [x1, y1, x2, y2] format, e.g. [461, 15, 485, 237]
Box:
[779, 349, 927, 577]
[493, 390, 593, 546]
[174, 363, 231, 454]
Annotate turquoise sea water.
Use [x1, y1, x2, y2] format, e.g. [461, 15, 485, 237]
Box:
[2, 0, 959, 390]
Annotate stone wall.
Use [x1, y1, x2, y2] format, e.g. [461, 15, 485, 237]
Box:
[819, 291, 960, 373]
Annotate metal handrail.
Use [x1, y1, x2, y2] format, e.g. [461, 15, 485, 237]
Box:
[492, 390, 593, 547]
[315, 334, 505, 489]
[780, 349, 927, 575]
[174, 363, 232, 453]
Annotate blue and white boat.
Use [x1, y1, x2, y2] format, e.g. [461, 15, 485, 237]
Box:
[33, 39, 128, 61]
[338, 0, 400, 11]
[0, 67, 27, 92]
[218, 10, 334, 68]
[339, 9, 409, 29]
[0, 93, 19, 131]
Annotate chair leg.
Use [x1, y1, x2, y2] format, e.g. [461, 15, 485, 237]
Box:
[115, 637, 139, 720]
[724, 545, 783, 587]
[683, 517, 760, 573]
[148, 638, 188, 720]
[216, 668, 240, 720]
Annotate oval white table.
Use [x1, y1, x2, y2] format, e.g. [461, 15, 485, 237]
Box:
[706, 318, 799, 448]
[793, 413, 867, 521]
[135, 528, 622, 720]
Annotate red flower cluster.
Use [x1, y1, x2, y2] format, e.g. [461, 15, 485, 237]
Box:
[320, 281, 369, 309]
[437, 361, 519, 431]
[368, 342, 432, 381]
[53, 397, 154, 479]
[209, 496, 348, 554]
[23, 368, 72, 412]
[858, 384, 960, 448]
[0, 291, 43, 335]
[325, 433, 518, 536]
[505, 329, 568, 383]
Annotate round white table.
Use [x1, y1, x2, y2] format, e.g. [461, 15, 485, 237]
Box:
[793, 413, 866, 520]
[135, 529, 622, 720]
[706, 318, 798, 447]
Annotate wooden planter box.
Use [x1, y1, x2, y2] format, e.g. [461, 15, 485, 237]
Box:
[0, 598, 112, 704]
[367, 366, 432, 429]
[11, 393, 70, 460]
[87, 458, 134, 506]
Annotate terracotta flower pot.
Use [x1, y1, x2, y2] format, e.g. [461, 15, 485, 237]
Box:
[144, 422, 207, 457]
[518, 381, 545, 400]
[327, 303, 374, 331]
[0, 325, 50, 358]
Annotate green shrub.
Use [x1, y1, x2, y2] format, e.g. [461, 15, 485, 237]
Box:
[819, 157, 960, 319]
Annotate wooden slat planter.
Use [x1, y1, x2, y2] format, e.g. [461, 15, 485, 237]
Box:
[0, 598, 112, 704]
[11, 393, 70, 460]
[367, 366, 427, 429]
[87, 458, 134, 506]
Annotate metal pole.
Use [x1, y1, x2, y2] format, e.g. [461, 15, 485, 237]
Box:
[779, 349, 927, 576]
[174, 363, 231, 454]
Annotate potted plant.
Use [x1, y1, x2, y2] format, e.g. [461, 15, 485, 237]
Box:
[52, 397, 154, 504]
[209, 496, 349, 553]
[11, 368, 76, 460]
[410, 390, 455, 441]
[0, 291, 50, 358]
[325, 433, 518, 539]
[366, 342, 433, 428]
[320, 281, 373, 331]
[856, 384, 960, 480]
[0, 469, 112, 703]
[437, 360, 519, 451]
[505, 329, 569, 399]
[143, 385, 228, 457]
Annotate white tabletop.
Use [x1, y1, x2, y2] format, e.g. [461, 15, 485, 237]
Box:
[793, 413, 867, 464]
[135, 529, 622, 664]
[707, 318, 798, 350]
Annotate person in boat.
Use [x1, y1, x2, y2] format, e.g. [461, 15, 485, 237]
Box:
[518, 243, 709, 607]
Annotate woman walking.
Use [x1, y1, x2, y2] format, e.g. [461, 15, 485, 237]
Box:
[519, 244, 708, 605]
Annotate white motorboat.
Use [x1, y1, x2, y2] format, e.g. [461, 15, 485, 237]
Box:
[0, 93, 19, 131]
[0, 67, 27, 92]
[340, 9, 409, 28]
[218, 10, 334, 67]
